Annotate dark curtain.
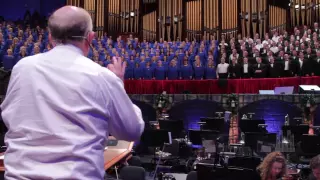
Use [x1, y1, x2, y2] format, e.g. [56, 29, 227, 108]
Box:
[125, 77, 320, 94]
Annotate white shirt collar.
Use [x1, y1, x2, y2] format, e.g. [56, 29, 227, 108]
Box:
[54, 44, 84, 55]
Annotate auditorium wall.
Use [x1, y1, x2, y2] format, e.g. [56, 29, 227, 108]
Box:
[0, 0, 65, 20]
[61, 0, 290, 41]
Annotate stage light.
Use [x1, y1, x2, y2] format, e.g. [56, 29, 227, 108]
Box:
[173, 16, 178, 23]
[130, 11, 135, 17]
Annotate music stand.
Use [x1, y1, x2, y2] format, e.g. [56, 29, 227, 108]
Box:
[244, 132, 276, 153]
[200, 117, 225, 133]
[140, 129, 170, 147]
[240, 119, 266, 133]
[159, 120, 184, 138]
[300, 135, 320, 156]
[188, 129, 219, 146]
[282, 125, 309, 143]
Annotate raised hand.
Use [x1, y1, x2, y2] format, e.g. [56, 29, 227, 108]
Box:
[107, 56, 126, 81]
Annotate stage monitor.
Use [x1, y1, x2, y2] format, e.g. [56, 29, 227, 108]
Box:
[299, 85, 320, 94]
[259, 90, 274, 95]
[274, 86, 294, 95]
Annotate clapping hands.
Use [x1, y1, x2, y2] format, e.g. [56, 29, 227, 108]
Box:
[107, 57, 127, 81]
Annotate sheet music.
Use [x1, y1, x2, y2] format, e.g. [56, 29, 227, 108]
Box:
[0, 155, 4, 160]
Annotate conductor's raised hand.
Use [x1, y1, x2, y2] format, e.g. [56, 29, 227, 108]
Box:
[107, 57, 126, 81]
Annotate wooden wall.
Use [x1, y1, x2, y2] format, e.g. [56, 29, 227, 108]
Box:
[290, 0, 319, 27]
[142, 12, 156, 41]
[107, 0, 120, 37]
[66, 0, 81, 7]
[241, 0, 267, 38]
[186, 0, 202, 41]
[158, 0, 183, 41]
[203, 0, 219, 40]
[63, 0, 296, 41]
[269, 5, 286, 32]
[221, 0, 238, 39]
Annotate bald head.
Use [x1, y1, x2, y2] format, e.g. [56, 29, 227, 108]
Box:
[48, 6, 93, 43]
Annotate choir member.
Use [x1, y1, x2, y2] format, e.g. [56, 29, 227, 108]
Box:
[313, 51, 320, 76]
[180, 57, 193, 80]
[3, 48, 16, 70]
[228, 57, 241, 79]
[216, 58, 229, 79]
[193, 55, 205, 80]
[281, 54, 295, 77]
[133, 63, 143, 80]
[142, 61, 154, 80]
[297, 51, 311, 76]
[167, 60, 180, 80]
[267, 57, 282, 78]
[154, 60, 166, 80]
[124, 62, 134, 80]
[205, 59, 217, 79]
[240, 58, 252, 78]
[253, 57, 266, 78]
[16, 46, 27, 63]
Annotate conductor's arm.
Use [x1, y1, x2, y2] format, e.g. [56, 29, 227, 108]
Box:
[100, 70, 145, 142]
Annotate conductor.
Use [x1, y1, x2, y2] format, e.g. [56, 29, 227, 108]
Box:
[0, 6, 145, 180]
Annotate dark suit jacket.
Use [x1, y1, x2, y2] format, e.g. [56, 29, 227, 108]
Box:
[252, 63, 266, 78]
[241, 63, 253, 78]
[228, 63, 242, 79]
[297, 59, 313, 76]
[267, 63, 283, 78]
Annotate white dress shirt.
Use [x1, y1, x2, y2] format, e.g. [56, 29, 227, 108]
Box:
[217, 63, 229, 73]
[243, 64, 248, 73]
[284, 60, 289, 70]
[299, 59, 303, 68]
[1, 45, 145, 180]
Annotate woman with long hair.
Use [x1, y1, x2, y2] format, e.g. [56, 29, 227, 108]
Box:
[257, 152, 287, 180]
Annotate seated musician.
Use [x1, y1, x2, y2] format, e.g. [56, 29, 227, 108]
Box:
[309, 154, 320, 180]
[257, 152, 287, 180]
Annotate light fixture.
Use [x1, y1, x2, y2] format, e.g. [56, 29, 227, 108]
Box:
[173, 15, 179, 23]
[130, 11, 135, 17]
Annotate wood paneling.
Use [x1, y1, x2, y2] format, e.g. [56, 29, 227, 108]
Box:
[241, 0, 267, 38]
[142, 11, 157, 41]
[66, 0, 80, 6]
[204, 0, 219, 41]
[96, 0, 105, 38]
[158, 0, 183, 41]
[269, 5, 286, 32]
[84, 0, 96, 31]
[290, 0, 317, 27]
[221, 0, 238, 39]
[186, 0, 202, 41]
[107, 0, 120, 36]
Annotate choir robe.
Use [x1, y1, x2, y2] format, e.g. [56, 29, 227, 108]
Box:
[154, 66, 166, 80]
[134, 67, 143, 79]
[143, 66, 154, 80]
[194, 66, 205, 80]
[198, 52, 207, 65]
[180, 65, 193, 80]
[2, 55, 16, 70]
[124, 66, 134, 79]
[162, 61, 169, 70]
[139, 61, 147, 68]
[167, 66, 180, 80]
[205, 66, 217, 79]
